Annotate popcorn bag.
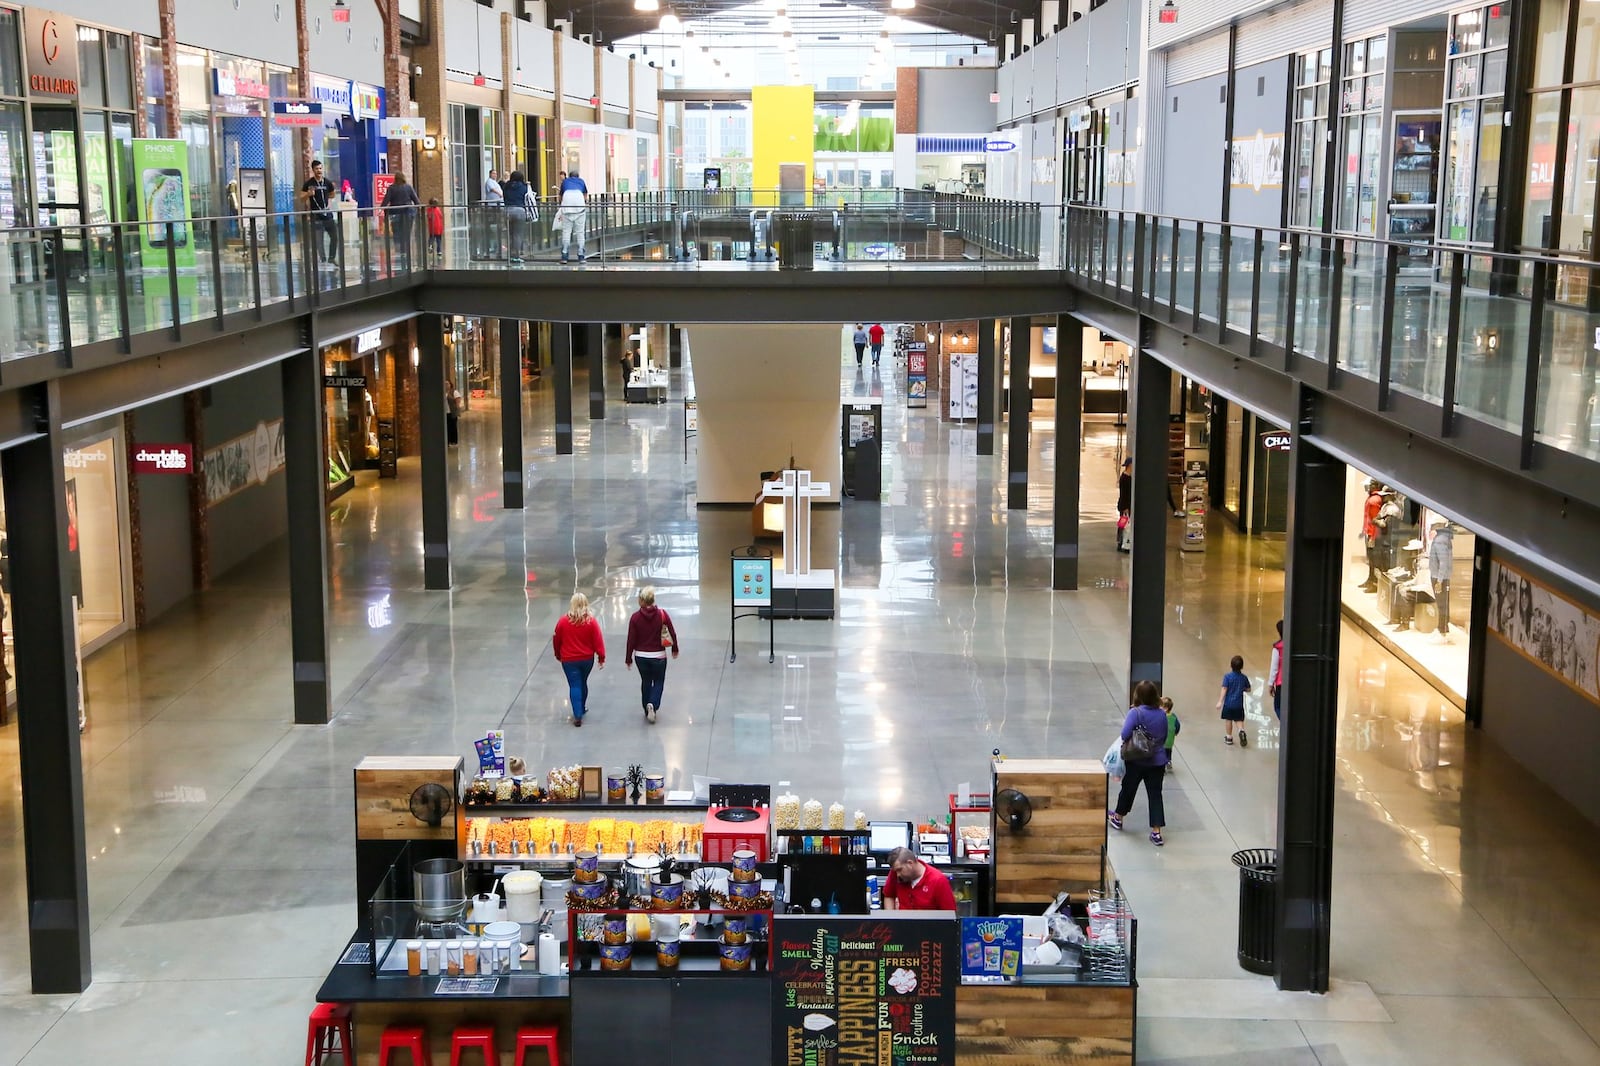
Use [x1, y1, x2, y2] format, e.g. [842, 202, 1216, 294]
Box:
[774, 793, 801, 830]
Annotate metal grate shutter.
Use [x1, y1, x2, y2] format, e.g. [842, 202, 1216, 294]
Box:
[1342, 0, 1446, 40]
[1165, 32, 1230, 84]
[1234, 0, 1335, 67]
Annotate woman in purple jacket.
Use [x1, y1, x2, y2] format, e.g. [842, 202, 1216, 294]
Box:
[1108, 680, 1170, 846]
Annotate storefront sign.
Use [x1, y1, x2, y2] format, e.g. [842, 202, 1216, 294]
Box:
[353, 83, 383, 119]
[272, 101, 324, 126]
[24, 8, 80, 97]
[733, 557, 772, 607]
[372, 173, 397, 216]
[984, 138, 1016, 153]
[771, 915, 958, 1066]
[356, 327, 384, 353]
[1260, 430, 1292, 452]
[131, 444, 194, 475]
[310, 74, 353, 113]
[213, 69, 271, 100]
[381, 117, 427, 140]
[323, 374, 368, 389]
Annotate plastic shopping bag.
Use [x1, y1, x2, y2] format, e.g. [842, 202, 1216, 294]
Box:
[1102, 737, 1126, 779]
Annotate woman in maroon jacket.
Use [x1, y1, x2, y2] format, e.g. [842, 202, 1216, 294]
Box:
[625, 586, 679, 724]
[553, 593, 605, 726]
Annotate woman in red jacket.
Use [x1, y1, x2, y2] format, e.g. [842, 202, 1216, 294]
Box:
[553, 593, 605, 726]
[625, 586, 679, 724]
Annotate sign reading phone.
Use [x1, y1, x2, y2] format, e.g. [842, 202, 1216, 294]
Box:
[132, 444, 194, 475]
[133, 138, 196, 269]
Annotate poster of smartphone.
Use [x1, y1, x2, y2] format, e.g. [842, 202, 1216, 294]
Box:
[132, 139, 195, 269]
[143, 168, 188, 246]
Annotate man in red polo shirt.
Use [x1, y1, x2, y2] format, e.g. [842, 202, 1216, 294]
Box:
[882, 847, 957, 911]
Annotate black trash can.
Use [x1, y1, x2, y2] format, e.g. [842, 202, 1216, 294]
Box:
[1231, 848, 1277, 975]
[777, 214, 815, 270]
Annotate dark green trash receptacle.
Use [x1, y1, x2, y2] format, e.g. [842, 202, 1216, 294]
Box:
[777, 214, 815, 269]
[1231, 848, 1277, 975]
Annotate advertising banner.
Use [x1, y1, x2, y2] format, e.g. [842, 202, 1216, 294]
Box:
[958, 917, 1022, 979]
[133, 139, 195, 269]
[907, 342, 928, 409]
[733, 556, 772, 607]
[772, 914, 958, 1066]
[272, 101, 323, 127]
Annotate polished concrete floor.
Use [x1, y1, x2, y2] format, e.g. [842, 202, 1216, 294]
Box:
[1, 331, 1599, 1064]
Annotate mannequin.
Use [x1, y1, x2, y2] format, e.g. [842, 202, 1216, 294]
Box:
[1428, 518, 1454, 643]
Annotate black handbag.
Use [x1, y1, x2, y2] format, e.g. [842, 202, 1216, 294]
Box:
[1121, 724, 1158, 763]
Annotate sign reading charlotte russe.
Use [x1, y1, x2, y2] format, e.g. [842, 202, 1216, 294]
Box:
[131, 445, 194, 475]
[24, 8, 81, 98]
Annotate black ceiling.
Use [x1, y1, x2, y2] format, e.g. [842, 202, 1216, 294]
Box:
[545, 1, 1045, 46]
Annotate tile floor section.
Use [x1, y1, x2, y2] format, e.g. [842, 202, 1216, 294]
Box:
[1, 331, 1598, 1064]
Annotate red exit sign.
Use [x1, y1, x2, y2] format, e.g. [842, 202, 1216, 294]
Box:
[332, 6, 351, 22]
[132, 444, 194, 475]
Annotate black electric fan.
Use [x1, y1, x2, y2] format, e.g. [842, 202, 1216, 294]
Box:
[995, 788, 1033, 832]
[409, 782, 454, 828]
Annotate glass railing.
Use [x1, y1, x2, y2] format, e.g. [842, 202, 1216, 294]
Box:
[1063, 205, 1600, 466]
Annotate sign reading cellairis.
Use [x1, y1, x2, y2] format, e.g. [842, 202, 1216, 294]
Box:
[771, 914, 957, 1066]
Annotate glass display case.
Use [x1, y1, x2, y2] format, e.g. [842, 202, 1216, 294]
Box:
[460, 802, 711, 864]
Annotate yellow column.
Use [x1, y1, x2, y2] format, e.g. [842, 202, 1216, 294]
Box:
[751, 85, 814, 208]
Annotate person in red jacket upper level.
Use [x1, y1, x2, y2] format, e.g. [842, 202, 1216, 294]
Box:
[625, 586, 679, 725]
[553, 593, 605, 726]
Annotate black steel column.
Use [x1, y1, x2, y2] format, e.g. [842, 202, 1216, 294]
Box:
[668, 324, 683, 368]
[1007, 315, 1031, 510]
[280, 344, 332, 725]
[500, 318, 525, 509]
[1128, 343, 1171, 690]
[977, 318, 998, 455]
[553, 323, 574, 456]
[588, 322, 606, 420]
[1052, 314, 1082, 590]
[1, 382, 91, 993]
[1274, 384, 1343, 994]
[418, 313, 452, 590]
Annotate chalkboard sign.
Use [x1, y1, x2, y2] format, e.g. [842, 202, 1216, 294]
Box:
[771, 914, 958, 1066]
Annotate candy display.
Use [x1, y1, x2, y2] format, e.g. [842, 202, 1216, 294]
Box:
[466, 816, 704, 856]
[546, 765, 583, 802]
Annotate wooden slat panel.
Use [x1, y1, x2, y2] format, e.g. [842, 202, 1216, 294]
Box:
[955, 984, 1134, 1066]
[993, 764, 1108, 904]
[353, 758, 462, 841]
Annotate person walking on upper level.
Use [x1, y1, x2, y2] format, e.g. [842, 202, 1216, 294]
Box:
[301, 159, 339, 269]
[553, 593, 606, 727]
[852, 324, 868, 367]
[556, 168, 589, 264]
[482, 169, 503, 205]
[426, 199, 444, 263]
[502, 170, 535, 264]
[868, 323, 885, 367]
[380, 172, 421, 271]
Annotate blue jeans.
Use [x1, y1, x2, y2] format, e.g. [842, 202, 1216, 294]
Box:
[636, 656, 667, 711]
[561, 659, 594, 719]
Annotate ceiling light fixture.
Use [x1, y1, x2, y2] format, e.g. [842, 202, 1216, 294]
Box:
[890, 0, 914, 9]
[659, 12, 681, 31]
[634, 0, 659, 11]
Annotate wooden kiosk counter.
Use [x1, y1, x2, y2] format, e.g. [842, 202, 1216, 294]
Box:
[319, 755, 1136, 1065]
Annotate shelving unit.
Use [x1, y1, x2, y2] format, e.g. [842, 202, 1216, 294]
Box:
[1181, 461, 1208, 552]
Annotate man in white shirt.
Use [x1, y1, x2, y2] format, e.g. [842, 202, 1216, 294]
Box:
[482, 169, 503, 204]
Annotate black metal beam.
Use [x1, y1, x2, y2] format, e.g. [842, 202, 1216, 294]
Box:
[1275, 383, 1343, 993]
[588, 322, 606, 421]
[1128, 342, 1170, 690]
[1007, 315, 1031, 510]
[977, 319, 998, 456]
[280, 343, 332, 725]
[417, 313, 452, 590]
[501, 319, 525, 509]
[0, 382, 91, 994]
[1053, 314, 1082, 590]
[553, 323, 575, 456]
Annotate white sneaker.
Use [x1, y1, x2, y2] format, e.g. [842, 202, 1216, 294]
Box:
[647, 707, 657, 724]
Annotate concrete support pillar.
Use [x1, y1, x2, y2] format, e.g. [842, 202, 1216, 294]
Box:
[418, 313, 453, 589]
[1274, 384, 1344, 994]
[588, 322, 606, 420]
[501, 319, 525, 509]
[977, 318, 998, 456]
[1052, 315, 1082, 590]
[1, 382, 91, 993]
[553, 323, 574, 455]
[281, 346, 333, 725]
[1007, 315, 1031, 510]
[1128, 344, 1170, 690]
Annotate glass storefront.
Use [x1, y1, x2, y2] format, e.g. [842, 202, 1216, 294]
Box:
[1521, 0, 1600, 259]
[1336, 35, 1385, 235]
[1342, 467, 1474, 703]
[1290, 48, 1333, 228]
[450, 103, 503, 204]
[1, 423, 134, 706]
[1441, 5, 1508, 246]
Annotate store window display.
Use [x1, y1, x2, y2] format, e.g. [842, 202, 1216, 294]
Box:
[1343, 468, 1475, 702]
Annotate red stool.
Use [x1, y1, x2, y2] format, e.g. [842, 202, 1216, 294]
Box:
[450, 1025, 500, 1066]
[513, 1026, 562, 1066]
[305, 1003, 353, 1066]
[378, 1025, 432, 1066]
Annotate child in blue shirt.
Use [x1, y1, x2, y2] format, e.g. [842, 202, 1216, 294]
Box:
[1217, 654, 1251, 746]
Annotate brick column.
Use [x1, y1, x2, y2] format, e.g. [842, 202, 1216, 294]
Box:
[159, 0, 179, 137]
[413, 0, 450, 203]
[297, 0, 313, 173]
[501, 12, 514, 175]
